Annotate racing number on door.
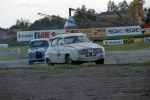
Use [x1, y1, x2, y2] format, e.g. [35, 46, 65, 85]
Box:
[57, 50, 61, 59]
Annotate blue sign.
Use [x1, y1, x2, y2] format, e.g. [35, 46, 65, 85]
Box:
[34, 32, 49, 39]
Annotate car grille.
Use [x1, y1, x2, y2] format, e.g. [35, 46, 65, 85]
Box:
[81, 49, 89, 55]
[36, 52, 42, 58]
[81, 48, 101, 56]
[93, 48, 101, 55]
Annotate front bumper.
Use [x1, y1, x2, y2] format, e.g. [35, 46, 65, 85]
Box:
[71, 54, 105, 62]
[28, 58, 45, 61]
[77, 55, 104, 61]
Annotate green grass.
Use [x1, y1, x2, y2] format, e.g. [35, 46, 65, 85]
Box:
[29, 65, 67, 70]
[0, 45, 29, 52]
[0, 66, 21, 70]
[0, 53, 27, 60]
[0, 64, 93, 70]
[131, 61, 150, 66]
[29, 63, 93, 70]
[0, 62, 150, 70]
[97, 42, 150, 51]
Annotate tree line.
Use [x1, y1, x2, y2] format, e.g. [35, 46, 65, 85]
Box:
[0, 0, 150, 31]
[107, 0, 129, 11]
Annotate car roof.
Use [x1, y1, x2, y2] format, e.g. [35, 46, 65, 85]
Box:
[30, 38, 49, 42]
[54, 33, 86, 39]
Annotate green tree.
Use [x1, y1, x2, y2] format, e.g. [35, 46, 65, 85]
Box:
[107, 0, 112, 12]
[0, 27, 6, 31]
[144, 7, 150, 18]
[51, 15, 66, 28]
[74, 6, 86, 19]
[107, 0, 118, 12]
[39, 16, 65, 28]
[86, 9, 96, 21]
[144, 7, 150, 23]
[10, 18, 31, 30]
[40, 17, 52, 27]
[74, 5, 97, 21]
[118, 0, 129, 11]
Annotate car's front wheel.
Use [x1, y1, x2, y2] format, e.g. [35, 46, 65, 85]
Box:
[46, 58, 54, 66]
[29, 61, 34, 65]
[66, 55, 74, 65]
[95, 59, 104, 64]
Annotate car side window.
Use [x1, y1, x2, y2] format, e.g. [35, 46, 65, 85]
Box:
[51, 38, 58, 47]
[58, 38, 65, 46]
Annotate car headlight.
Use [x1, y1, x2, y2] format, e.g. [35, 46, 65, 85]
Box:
[98, 48, 102, 53]
[78, 50, 83, 55]
[29, 52, 33, 55]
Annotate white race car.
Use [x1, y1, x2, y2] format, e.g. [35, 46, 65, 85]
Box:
[45, 33, 105, 65]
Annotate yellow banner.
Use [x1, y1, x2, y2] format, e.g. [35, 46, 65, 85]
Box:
[123, 38, 145, 44]
[66, 28, 107, 37]
[134, 38, 145, 43]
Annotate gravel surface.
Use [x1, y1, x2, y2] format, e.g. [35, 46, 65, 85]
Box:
[0, 48, 150, 100]
[0, 65, 150, 100]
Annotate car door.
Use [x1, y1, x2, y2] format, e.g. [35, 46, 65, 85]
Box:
[50, 38, 58, 63]
[57, 38, 66, 63]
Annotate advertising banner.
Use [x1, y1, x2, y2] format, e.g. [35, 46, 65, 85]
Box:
[17, 29, 66, 41]
[103, 40, 123, 45]
[66, 28, 107, 37]
[134, 38, 145, 43]
[141, 25, 150, 34]
[0, 44, 8, 48]
[17, 31, 35, 41]
[107, 26, 141, 36]
[123, 38, 145, 44]
[145, 37, 150, 42]
[49, 29, 66, 39]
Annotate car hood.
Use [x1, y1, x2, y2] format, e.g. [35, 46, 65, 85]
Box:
[66, 42, 102, 49]
[29, 47, 47, 53]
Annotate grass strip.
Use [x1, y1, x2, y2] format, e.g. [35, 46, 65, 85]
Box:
[0, 62, 149, 70]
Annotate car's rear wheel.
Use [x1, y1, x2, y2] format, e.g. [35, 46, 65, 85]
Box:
[46, 58, 54, 66]
[66, 55, 74, 65]
[95, 59, 104, 64]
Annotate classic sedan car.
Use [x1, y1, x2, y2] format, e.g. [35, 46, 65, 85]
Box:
[45, 33, 105, 65]
[28, 38, 51, 65]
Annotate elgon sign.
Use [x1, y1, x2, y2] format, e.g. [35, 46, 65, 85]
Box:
[34, 32, 49, 39]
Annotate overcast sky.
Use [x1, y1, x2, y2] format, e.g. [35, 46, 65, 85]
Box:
[0, 0, 149, 28]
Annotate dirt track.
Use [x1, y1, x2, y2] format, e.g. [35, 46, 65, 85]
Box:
[0, 65, 150, 100]
[0, 48, 150, 100]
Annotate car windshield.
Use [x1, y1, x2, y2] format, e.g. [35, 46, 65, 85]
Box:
[30, 40, 49, 48]
[64, 36, 90, 44]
